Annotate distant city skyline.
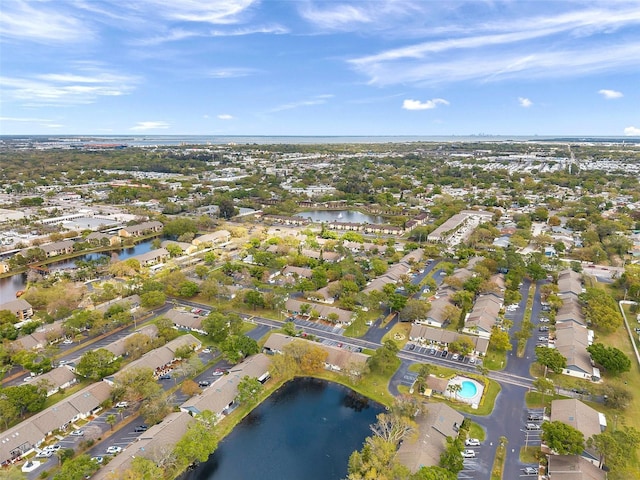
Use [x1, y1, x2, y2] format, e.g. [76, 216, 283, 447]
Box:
[1, 1, 639, 136]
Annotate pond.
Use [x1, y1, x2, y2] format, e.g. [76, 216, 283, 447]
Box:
[179, 378, 383, 480]
[0, 238, 158, 303]
[295, 210, 383, 224]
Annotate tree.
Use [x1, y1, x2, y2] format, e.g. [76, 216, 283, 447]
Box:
[221, 335, 259, 363]
[119, 457, 164, 480]
[236, 376, 263, 406]
[163, 218, 197, 239]
[218, 198, 238, 219]
[532, 377, 555, 405]
[412, 466, 457, 480]
[52, 454, 99, 480]
[388, 293, 408, 313]
[181, 379, 202, 397]
[399, 299, 431, 323]
[140, 290, 165, 308]
[438, 436, 464, 473]
[541, 421, 585, 454]
[123, 332, 153, 360]
[244, 290, 265, 310]
[447, 383, 462, 401]
[282, 340, 328, 374]
[173, 417, 218, 469]
[269, 351, 298, 380]
[203, 311, 230, 343]
[535, 346, 567, 375]
[370, 412, 416, 444]
[2, 384, 47, 417]
[588, 426, 640, 471]
[178, 281, 200, 297]
[347, 435, 411, 480]
[113, 367, 161, 402]
[76, 349, 119, 380]
[489, 326, 512, 352]
[586, 343, 631, 375]
[140, 393, 173, 426]
[106, 413, 117, 430]
[448, 338, 474, 356]
[368, 340, 400, 374]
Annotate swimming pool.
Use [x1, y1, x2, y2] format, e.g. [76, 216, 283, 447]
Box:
[459, 380, 478, 399]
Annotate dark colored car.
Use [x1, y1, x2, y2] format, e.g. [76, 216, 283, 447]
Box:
[198, 380, 211, 387]
[440, 350, 448, 357]
[134, 425, 148, 432]
[159, 374, 171, 380]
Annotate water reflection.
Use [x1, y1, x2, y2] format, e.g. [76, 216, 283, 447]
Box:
[179, 378, 382, 480]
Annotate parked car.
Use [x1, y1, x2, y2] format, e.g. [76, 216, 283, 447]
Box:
[465, 438, 481, 446]
[523, 466, 539, 475]
[106, 446, 122, 454]
[62, 338, 73, 345]
[115, 401, 129, 408]
[199, 380, 211, 387]
[461, 449, 476, 458]
[440, 350, 448, 357]
[526, 423, 541, 430]
[159, 374, 171, 380]
[538, 336, 548, 341]
[538, 326, 549, 331]
[468, 357, 476, 365]
[428, 349, 436, 355]
[202, 348, 211, 353]
[528, 414, 544, 421]
[134, 425, 148, 432]
[70, 429, 84, 436]
[213, 368, 227, 376]
[409, 344, 416, 351]
[92, 456, 104, 464]
[44, 444, 61, 452]
[451, 353, 459, 360]
[36, 451, 53, 458]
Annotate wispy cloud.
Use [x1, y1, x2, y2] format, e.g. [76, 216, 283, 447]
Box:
[270, 94, 334, 112]
[350, 42, 640, 86]
[402, 98, 449, 110]
[598, 89, 623, 99]
[142, 0, 258, 24]
[0, 116, 52, 123]
[218, 114, 234, 120]
[0, 66, 139, 106]
[518, 97, 533, 108]
[349, 5, 640, 86]
[624, 126, 640, 136]
[207, 68, 260, 78]
[130, 121, 170, 131]
[299, 4, 372, 29]
[0, 0, 92, 44]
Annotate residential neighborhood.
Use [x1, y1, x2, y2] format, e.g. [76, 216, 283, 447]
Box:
[0, 138, 638, 480]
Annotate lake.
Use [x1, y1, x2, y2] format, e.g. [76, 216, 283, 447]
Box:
[179, 378, 383, 480]
[0, 238, 157, 303]
[296, 210, 383, 224]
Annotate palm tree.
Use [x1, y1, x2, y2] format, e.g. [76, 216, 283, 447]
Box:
[447, 383, 462, 401]
[106, 413, 117, 431]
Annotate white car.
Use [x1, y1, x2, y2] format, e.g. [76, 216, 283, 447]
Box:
[461, 449, 476, 458]
[115, 401, 129, 408]
[526, 423, 541, 430]
[36, 450, 53, 458]
[62, 338, 73, 345]
[451, 353, 459, 360]
[523, 466, 539, 475]
[465, 438, 481, 446]
[106, 446, 122, 454]
[70, 429, 84, 436]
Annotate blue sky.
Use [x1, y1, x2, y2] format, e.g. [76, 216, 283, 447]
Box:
[1, 0, 639, 136]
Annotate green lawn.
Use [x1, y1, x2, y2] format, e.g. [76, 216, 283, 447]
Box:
[483, 345, 507, 371]
[381, 322, 411, 350]
[519, 446, 542, 464]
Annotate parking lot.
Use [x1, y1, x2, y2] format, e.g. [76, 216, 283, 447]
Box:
[402, 343, 481, 366]
[293, 318, 345, 335]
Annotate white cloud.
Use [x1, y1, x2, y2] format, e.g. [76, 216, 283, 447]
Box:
[350, 41, 640, 86]
[143, 0, 257, 24]
[0, 0, 92, 43]
[0, 66, 139, 107]
[402, 98, 449, 110]
[130, 121, 170, 131]
[624, 126, 640, 136]
[348, 4, 640, 86]
[0, 116, 51, 122]
[518, 97, 533, 108]
[207, 68, 259, 78]
[218, 114, 233, 120]
[271, 94, 334, 112]
[299, 4, 372, 29]
[598, 89, 623, 99]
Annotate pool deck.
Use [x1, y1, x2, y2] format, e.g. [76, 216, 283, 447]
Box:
[445, 376, 484, 406]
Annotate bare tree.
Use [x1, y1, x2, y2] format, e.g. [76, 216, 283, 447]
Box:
[370, 412, 416, 445]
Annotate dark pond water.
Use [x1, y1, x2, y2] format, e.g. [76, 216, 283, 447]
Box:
[0, 238, 157, 303]
[296, 210, 383, 224]
[180, 378, 382, 480]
